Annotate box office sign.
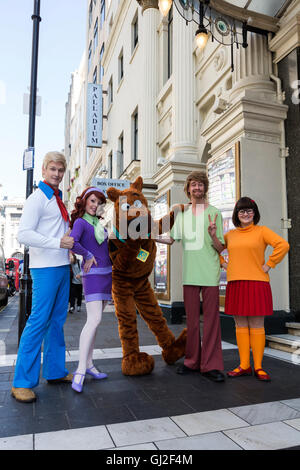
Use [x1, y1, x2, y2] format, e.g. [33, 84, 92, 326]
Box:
[87, 83, 103, 148]
[91, 177, 130, 197]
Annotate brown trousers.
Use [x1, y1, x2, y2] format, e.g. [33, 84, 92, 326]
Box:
[183, 285, 224, 373]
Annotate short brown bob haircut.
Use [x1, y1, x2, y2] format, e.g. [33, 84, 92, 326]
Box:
[184, 171, 209, 200]
[232, 197, 260, 227]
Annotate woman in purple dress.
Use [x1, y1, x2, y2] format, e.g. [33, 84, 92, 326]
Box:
[69, 187, 112, 392]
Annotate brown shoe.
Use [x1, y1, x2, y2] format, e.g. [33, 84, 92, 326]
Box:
[11, 387, 36, 403]
[47, 373, 73, 384]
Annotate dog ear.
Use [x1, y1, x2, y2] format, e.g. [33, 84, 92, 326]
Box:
[107, 187, 121, 202]
[131, 176, 143, 192]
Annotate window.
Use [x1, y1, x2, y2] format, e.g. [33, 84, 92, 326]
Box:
[93, 66, 97, 84]
[109, 14, 114, 34]
[93, 18, 98, 52]
[99, 43, 105, 83]
[89, 1, 93, 28]
[167, 6, 173, 79]
[108, 152, 113, 178]
[118, 133, 124, 177]
[132, 110, 138, 160]
[132, 13, 138, 53]
[100, 0, 105, 29]
[119, 133, 124, 156]
[88, 41, 92, 72]
[10, 213, 22, 220]
[118, 49, 124, 83]
[108, 76, 113, 106]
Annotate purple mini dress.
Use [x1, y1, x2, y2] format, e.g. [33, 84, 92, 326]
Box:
[70, 218, 112, 302]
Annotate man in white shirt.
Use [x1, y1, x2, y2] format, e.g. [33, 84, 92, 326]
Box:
[11, 151, 74, 403]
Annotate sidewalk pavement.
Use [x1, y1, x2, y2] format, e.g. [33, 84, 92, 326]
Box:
[1, 295, 300, 451]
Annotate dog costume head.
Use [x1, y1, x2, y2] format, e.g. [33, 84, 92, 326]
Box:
[107, 176, 153, 241]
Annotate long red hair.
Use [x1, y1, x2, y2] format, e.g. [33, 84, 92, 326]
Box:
[70, 187, 106, 229]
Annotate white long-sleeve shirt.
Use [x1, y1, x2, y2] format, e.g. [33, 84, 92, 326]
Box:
[18, 181, 70, 268]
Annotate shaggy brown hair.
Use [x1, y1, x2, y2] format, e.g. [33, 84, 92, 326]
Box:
[184, 171, 209, 199]
[70, 187, 106, 229]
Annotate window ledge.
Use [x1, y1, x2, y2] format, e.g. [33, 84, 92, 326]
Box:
[107, 101, 113, 116]
[117, 76, 124, 93]
[129, 43, 139, 64]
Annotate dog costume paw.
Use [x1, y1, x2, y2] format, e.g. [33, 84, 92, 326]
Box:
[162, 329, 187, 365]
[122, 352, 155, 376]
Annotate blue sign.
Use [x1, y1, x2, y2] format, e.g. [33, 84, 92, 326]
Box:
[87, 83, 103, 148]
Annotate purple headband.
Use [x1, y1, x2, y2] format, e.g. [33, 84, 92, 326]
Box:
[83, 187, 105, 199]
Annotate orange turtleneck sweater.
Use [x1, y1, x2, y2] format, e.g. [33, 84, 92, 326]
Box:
[222, 224, 289, 283]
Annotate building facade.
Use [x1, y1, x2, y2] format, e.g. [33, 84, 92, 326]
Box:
[64, 0, 300, 322]
[0, 197, 24, 259]
[64, 53, 87, 211]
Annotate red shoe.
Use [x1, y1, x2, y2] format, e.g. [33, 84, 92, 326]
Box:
[227, 366, 252, 378]
[254, 368, 271, 382]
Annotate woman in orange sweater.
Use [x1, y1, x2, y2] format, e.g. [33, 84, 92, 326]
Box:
[221, 197, 289, 382]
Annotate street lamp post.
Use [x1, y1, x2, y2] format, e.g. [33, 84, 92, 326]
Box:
[18, 0, 42, 343]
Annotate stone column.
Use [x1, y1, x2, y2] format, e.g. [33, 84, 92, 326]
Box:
[170, 8, 198, 162]
[139, 1, 159, 185]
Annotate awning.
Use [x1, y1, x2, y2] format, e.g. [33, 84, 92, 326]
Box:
[222, 0, 292, 18]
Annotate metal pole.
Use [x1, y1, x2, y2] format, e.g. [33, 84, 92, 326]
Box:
[18, 0, 41, 343]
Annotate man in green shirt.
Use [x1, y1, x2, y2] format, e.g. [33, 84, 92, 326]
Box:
[161, 171, 225, 382]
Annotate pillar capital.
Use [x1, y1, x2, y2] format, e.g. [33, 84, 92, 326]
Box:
[230, 32, 274, 102]
[136, 0, 158, 13]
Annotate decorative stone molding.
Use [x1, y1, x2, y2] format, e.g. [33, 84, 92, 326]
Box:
[136, 0, 158, 13]
[269, 14, 300, 63]
[202, 94, 288, 157]
[214, 47, 227, 72]
[209, 0, 279, 33]
[156, 78, 172, 119]
[121, 159, 141, 180]
[153, 160, 204, 196]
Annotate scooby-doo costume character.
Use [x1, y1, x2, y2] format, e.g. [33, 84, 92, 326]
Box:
[107, 177, 187, 376]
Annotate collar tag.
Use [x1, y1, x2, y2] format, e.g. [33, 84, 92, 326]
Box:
[136, 248, 150, 262]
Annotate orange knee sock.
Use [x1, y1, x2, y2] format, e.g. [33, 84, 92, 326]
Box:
[235, 327, 250, 370]
[250, 327, 266, 374]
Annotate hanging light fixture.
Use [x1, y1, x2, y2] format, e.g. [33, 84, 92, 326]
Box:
[195, 1, 208, 50]
[156, 0, 252, 72]
[195, 26, 209, 49]
[158, 0, 173, 17]
[137, 0, 271, 73]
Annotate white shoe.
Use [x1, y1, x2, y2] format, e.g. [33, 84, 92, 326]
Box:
[77, 306, 81, 312]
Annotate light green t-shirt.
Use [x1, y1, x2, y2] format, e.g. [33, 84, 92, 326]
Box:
[171, 205, 224, 286]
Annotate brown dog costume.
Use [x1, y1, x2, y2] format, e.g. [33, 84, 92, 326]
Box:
[107, 176, 187, 376]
